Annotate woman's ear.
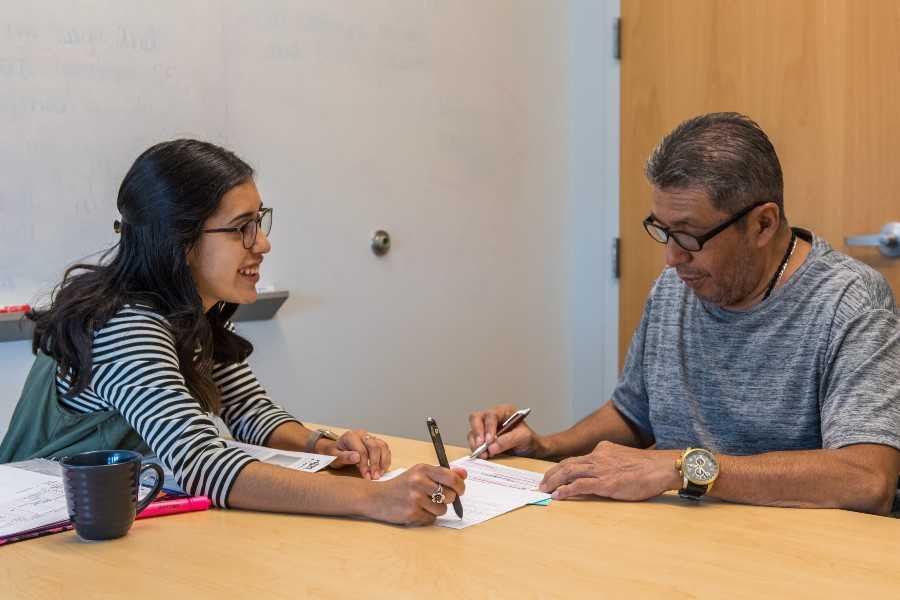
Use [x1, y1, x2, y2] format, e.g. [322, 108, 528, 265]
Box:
[185, 240, 197, 267]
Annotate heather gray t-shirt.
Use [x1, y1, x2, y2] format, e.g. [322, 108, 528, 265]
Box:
[613, 229, 900, 460]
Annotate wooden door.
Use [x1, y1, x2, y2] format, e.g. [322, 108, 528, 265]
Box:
[619, 0, 900, 365]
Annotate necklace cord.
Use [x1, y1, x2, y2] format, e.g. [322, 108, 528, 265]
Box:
[763, 232, 797, 300]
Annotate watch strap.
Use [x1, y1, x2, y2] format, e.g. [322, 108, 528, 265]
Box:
[305, 429, 337, 453]
[678, 480, 709, 501]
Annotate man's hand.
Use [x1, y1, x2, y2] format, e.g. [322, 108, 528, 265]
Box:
[539, 441, 681, 501]
[467, 404, 541, 459]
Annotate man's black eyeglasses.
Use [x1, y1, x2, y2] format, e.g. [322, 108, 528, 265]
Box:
[642, 201, 768, 252]
[201, 207, 273, 250]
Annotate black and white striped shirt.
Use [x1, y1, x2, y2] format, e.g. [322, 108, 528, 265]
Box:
[58, 305, 298, 507]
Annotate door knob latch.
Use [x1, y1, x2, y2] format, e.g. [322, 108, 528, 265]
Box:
[845, 222, 900, 257]
[370, 230, 391, 256]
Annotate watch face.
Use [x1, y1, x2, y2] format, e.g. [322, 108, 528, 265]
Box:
[682, 450, 718, 485]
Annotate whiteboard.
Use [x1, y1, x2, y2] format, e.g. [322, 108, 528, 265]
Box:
[0, 0, 544, 306]
[2, 1, 231, 303]
[0, 1, 619, 445]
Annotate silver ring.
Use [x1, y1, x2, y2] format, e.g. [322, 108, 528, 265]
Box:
[363, 435, 374, 443]
[430, 484, 445, 504]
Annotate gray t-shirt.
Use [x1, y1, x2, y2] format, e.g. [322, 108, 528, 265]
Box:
[613, 229, 900, 460]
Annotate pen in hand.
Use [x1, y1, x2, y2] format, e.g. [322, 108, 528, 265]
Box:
[469, 408, 532, 459]
[426, 418, 463, 519]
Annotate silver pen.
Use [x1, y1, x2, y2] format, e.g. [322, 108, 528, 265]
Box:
[469, 408, 532, 458]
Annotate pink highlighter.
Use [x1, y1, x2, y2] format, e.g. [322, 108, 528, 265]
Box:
[136, 496, 211, 520]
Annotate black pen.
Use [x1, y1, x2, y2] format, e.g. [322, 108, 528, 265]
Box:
[469, 407, 532, 458]
[426, 417, 463, 519]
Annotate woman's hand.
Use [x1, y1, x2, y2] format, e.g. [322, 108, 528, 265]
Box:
[322, 429, 391, 480]
[226, 460, 466, 525]
[367, 464, 467, 525]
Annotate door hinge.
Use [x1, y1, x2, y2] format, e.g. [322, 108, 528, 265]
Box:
[613, 17, 621, 60]
[613, 237, 621, 279]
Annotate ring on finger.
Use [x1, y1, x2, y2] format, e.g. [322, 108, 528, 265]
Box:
[363, 435, 374, 443]
[430, 484, 445, 504]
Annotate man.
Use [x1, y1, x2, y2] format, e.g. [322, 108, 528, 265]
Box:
[468, 112, 900, 515]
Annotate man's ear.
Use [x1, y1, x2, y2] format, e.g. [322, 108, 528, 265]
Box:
[754, 202, 781, 246]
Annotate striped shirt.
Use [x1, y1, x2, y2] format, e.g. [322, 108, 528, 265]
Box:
[58, 305, 299, 507]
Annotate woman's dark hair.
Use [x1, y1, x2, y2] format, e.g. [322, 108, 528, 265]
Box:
[29, 139, 256, 413]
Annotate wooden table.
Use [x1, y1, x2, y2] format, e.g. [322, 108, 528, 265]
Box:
[3, 429, 899, 599]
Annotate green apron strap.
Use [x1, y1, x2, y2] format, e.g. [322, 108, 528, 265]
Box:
[0, 352, 149, 463]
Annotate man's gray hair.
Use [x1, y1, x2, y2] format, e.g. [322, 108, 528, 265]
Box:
[644, 112, 785, 222]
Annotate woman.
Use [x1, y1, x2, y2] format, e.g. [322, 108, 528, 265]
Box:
[0, 139, 464, 524]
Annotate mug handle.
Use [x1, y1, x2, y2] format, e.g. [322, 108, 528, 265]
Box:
[135, 462, 166, 515]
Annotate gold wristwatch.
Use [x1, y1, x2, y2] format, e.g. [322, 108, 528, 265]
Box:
[675, 447, 719, 501]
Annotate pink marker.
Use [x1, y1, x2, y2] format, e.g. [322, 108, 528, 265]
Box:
[136, 495, 211, 519]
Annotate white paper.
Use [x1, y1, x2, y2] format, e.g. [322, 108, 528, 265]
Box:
[0, 465, 69, 537]
[225, 440, 337, 472]
[146, 441, 338, 494]
[379, 463, 550, 529]
[450, 457, 545, 490]
[435, 480, 549, 529]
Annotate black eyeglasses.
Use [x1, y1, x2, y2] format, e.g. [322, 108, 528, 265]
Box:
[643, 201, 768, 252]
[201, 207, 273, 249]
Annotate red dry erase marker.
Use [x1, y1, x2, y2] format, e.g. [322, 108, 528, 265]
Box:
[0, 304, 30, 313]
[136, 495, 211, 519]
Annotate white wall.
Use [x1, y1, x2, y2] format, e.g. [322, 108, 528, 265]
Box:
[0, 1, 620, 449]
[570, 0, 620, 422]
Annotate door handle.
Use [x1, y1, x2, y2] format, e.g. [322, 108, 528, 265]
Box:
[845, 222, 900, 257]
